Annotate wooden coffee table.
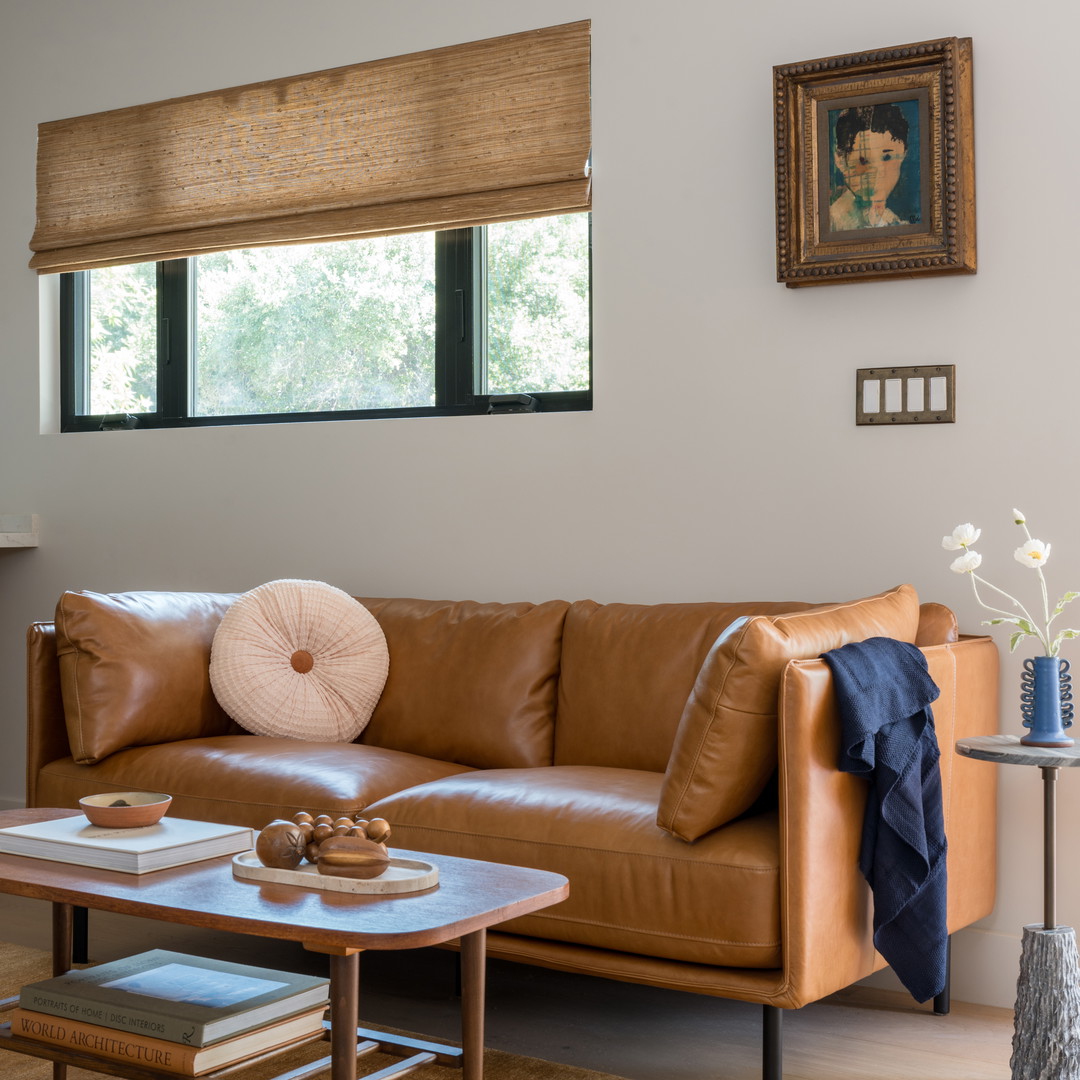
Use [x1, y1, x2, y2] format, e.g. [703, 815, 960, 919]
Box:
[0, 809, 569, 1080]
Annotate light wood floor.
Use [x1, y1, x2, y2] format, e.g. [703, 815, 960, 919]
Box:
[0, 893, 1012, 1079]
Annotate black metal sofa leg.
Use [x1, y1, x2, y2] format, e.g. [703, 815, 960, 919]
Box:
[761, 936, 950, 1078]
[933, 935, 952, 1015]
[763, 1004, 782, 1080]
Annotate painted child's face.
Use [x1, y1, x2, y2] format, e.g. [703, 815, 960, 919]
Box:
[835, 129, 906, 208]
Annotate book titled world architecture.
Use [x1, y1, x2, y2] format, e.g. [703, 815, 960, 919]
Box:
[19, 950, 330, 1047]
[8, 1004, 327, 1075]
[0, 815, 254, 874]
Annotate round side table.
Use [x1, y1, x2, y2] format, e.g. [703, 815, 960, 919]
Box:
[956, 735, 1080, 1080]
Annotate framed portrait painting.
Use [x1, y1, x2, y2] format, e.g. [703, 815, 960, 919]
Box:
[774, 37, 974, 287]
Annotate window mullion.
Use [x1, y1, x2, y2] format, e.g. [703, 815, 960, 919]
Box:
[475, 226, 489, 396]
[434, 228, 480, 408]
[158, 259, 191, 421]
[60, 272, 89, 422]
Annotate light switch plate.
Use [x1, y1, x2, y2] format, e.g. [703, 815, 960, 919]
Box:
[856, 365, 955, 425]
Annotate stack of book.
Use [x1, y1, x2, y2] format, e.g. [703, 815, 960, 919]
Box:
[10, 949, 330, 1075]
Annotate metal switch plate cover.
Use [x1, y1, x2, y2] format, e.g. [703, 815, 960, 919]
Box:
[856, 365, 955, 425]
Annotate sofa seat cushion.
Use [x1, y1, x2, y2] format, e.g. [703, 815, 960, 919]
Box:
[366, 766, 781, 969]
[34, 735, 473, 832]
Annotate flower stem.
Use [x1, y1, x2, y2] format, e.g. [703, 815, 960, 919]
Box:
[972, 574, 1036, 619]
[969, 574, 1049, 652]
[1018, 515, 1052, 641]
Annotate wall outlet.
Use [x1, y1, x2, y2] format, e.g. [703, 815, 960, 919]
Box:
[856, 365, 955, 425]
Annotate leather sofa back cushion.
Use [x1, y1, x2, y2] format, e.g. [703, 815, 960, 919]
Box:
[357, 597, 569, 769]
[554, 599, 816, 771]
[657, 583, 921, 841]
[56, 590, 239, 765]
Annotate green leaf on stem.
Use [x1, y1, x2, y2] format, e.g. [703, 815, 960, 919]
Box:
[1053, 592, 1080, 618]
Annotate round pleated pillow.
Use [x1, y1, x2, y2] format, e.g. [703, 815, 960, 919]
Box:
[209, 579, 389, 742]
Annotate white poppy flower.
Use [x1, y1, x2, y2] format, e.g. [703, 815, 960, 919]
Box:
[1015, 540, 1051, 568]
[942, 523, 981, 551]
[942, 512, 1079, 657]
[950, 551, 982, 574]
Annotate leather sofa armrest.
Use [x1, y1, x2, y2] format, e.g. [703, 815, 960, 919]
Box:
[26, 622, 68, 807]
[923, 636, 999, 930]
[773, 634, 998, 1009]
[774, 656, 877, 1008]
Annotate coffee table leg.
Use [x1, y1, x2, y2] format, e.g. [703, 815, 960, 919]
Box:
[51, 902, 72, 976]
[328, 950, 361, 1080]
[460, 929, 486, 1080]
[50, 902, 72, 1080]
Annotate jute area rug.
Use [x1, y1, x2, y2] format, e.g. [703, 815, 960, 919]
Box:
[0, 942, 629, 1080]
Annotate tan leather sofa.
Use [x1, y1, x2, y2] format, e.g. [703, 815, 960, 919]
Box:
[25, 584, 998, 1079]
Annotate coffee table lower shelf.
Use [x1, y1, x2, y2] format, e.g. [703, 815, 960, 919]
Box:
[0, 1006, 466, 1080]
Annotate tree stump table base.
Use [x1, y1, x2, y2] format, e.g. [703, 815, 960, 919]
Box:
[1012, 925, 1080, 1080]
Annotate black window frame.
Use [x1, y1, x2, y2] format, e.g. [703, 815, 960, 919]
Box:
[59, 221, 592, 432]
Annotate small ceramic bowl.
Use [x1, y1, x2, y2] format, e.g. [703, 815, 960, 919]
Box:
[79, 792, 172, 828]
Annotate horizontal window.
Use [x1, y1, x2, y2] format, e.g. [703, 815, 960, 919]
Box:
[60, 214, 591, 431]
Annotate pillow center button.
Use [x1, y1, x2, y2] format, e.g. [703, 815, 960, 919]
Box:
[290, 649, 315, 674]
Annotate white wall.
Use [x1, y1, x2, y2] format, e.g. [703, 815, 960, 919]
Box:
[0, 0, 1071, 1009]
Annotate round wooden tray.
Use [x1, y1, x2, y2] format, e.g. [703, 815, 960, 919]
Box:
[231, 850, 439, 895]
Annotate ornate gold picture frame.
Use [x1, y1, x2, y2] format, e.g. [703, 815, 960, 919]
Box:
[774, 37, 975, 287]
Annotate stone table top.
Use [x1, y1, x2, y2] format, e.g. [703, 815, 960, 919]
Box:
[956, 734, 1080, 768]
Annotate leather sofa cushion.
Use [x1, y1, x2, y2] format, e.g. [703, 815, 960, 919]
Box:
[55, 590, 239, 764]
[357, 597, 569, 768]
[915, 602, 959, 646]
[367, 767, 782, 969]
[658, 583, 921, 842]
[554, 600, 815, 771]
[34, 735, 473, 832]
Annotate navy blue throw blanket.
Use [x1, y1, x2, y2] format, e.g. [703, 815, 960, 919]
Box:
[821, 637, 948, 1003]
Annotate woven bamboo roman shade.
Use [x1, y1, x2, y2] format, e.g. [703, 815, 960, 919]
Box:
[29, 21, 591, 274]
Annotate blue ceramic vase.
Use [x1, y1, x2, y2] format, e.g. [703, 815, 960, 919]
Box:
[1020, 655, 1075, 747]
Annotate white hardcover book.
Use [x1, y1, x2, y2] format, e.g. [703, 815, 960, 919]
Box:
[0, 815, 254, 874]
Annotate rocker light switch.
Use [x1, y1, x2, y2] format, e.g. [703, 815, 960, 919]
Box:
[856, 365, 955, 425]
